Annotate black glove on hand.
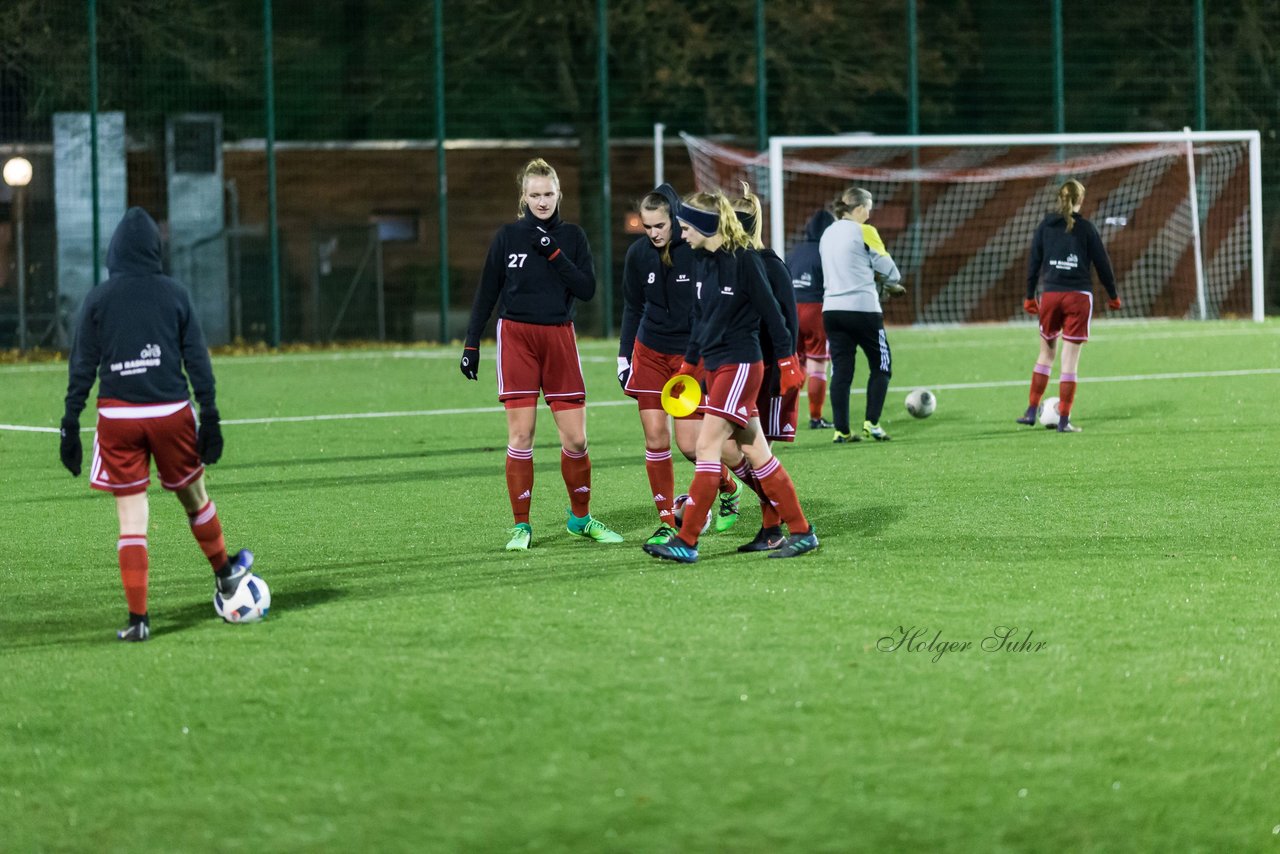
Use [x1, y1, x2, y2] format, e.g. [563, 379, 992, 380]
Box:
[460, 346, 479, 380]
[532, 228, 562, 261]
[197, 407, 223, 465]
[59, 416, 82, 476]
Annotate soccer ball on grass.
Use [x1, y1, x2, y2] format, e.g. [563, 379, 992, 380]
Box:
[904, 388, 936, 419]
[1038, 396, 1061, 428]
[214, 573, 271, 623]
[672, 494, 712, 534]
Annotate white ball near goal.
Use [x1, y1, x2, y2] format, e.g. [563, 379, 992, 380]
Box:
[1038, 397, 1061, 428]
[904, 388, 936, 419]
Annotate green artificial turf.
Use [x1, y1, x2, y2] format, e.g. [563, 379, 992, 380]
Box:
[2, 319, 1278, 852]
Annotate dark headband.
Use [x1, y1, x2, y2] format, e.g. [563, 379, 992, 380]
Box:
[734, 209, 758, 236]
[677, 203, 719, 237]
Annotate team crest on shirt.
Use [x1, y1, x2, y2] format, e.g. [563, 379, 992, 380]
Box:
[720, 286, 735, 295]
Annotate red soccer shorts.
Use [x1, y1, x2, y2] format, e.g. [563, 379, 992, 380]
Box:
[704, 362, 763, 428]
[90, 399, 203, 496]
[496, 318, 586, 410]
[624, 339, 700, 419]
[797, 303, 828, 362]
[1039, 290, 1094, 343]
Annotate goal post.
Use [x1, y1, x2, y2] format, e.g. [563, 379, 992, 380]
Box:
[685, 131, 1264, 323]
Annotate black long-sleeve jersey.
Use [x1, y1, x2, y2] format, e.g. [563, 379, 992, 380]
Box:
[618, 235, 696, 359]
[685, 246, 793, 371]
[1026, 213, 1118, 300]
[465, 209, 596, 347]
[64, 207, 216, 419]
[759, 247, 800, 358]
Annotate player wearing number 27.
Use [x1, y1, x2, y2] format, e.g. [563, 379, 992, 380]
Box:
[460, 158, 623, 550]
[60, 207, 254, 642]
[1018, 179, 1121, 433]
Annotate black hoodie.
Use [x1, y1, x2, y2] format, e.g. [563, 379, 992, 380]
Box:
[788, 209, 834, 305]
[464, 208, 595, 347]
[618, 183, 696, 358]
[64, 207, 216, 419]
[1026, 212, 1117, 301]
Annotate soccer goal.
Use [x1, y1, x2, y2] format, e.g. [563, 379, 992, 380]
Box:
[681, 131, 1263, 323]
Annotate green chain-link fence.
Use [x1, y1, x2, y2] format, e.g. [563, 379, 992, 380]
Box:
[2, 0, 1276, 350]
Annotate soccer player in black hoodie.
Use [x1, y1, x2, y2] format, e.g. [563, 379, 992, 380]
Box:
[618, 184, 743, 545]
[788, 209, 836, 429]
[1018, 179, 1121, 433]
[730, 184, 804, 553]
[642, 190, 818, 563]
[60, 207, 254, 641]
[461, 158, 623, 550]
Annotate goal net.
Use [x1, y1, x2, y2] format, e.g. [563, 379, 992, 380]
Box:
[680, 131, 1263, 324]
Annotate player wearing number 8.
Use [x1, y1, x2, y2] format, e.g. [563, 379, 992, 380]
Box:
[1017, 179, 1121, 433]
[460, 158, 623, 550]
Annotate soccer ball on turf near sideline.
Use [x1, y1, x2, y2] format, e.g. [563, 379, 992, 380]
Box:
[1038, 396, 1061, 427]
[904, 388, 936, 419]
[672, 494, 712, 534]
[214, 573, 271, 623]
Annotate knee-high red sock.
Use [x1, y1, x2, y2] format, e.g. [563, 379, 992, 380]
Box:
[1029, 363, 1051, 407]
[561, 446, 592, 517]
[645, 448, 676, 525]
[118, 535, 149, 615]
[1058, 373, 1078, 417]
[732, 461, 779, 527]
[506, 446, 534, 524]
[717, 464, 738, 497]
[754, 456, 810, 535]
[808, 370, 828, 419]
[188, 501, 228, 573]
[677, 462, 722, 546]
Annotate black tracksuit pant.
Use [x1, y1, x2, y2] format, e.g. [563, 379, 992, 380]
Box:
[822, 310, 892, 434]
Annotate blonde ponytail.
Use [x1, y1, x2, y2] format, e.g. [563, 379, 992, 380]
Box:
[1057, 179, 1085, 232]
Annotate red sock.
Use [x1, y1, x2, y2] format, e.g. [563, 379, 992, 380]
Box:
[717, 464, 738, 496]
[645, 448, 676, 525]
[1029, 364, 1051, 407]
[118, 535, 149, 615]
[732, 460, 780, 528]
[754, 456, 810, 535]
[188, 501, 228, 573]
[678, 462, 721, 546]
[506, 446, 534, 524]
[561, 447, 591, 517]
[808, 375, 827, 419]
[1058, 373, 1077, 417]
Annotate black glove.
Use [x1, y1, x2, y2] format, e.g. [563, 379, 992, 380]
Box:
[617, 357, 631, 389]
[532, 228, 562, 261]
[197, 407, 223, 465]
[59, 416, 82, 476]
[460, 346, 479, 380]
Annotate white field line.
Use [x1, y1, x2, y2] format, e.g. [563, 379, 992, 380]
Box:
[4, 366, 1277, 434]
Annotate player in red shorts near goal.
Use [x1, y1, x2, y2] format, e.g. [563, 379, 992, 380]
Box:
[787, 208, 835, 429]
[642, 190, 818, 563]
[460, 158, 623, 551]
[59, 207, 254, 642]
[1018, 179, 1121, 433]
[618, 183, 745, 545]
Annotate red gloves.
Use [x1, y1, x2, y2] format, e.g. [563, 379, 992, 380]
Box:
[677, 360, 703, 382]
[1107, 297, 1123, 310]
[1023, 299, 1039, 315]
[778, 356, 805, 395]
